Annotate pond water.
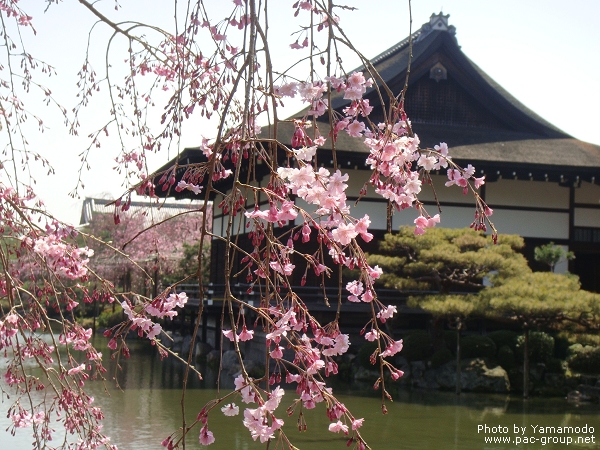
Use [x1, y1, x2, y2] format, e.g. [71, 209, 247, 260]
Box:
[1, 337, 599, 449]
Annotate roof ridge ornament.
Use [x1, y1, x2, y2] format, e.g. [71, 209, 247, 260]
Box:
[416, 12, 456, 42]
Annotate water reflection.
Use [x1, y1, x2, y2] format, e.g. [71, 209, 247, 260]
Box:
[1, 336, 598, 449]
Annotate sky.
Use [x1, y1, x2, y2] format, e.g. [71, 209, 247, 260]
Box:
[3, 0, 600, 225]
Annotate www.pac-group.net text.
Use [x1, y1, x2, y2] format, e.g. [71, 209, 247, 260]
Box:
[477, 424, 596, 446]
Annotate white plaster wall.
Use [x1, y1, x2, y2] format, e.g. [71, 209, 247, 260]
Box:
[294, 198, 311, 226]
[418, 173, 475, 204]
[293, 197, 388, 229]
[343, 167, 372, 196]
[486, 179, 569, 209]
[231, 213, 245, 237]
[391, 205, 477, 230]
[574, 208, 600, 227]
[213, 216, 223, 237]
[553, 245, 570, 274]
[575, 182, 600, 205]
[490, 210, 569, 239]
[351, 200, 388, 230]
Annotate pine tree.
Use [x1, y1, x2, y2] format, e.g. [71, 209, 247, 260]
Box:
[371, 227, 527, 394]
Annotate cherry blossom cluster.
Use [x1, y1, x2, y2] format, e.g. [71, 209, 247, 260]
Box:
[273, 72, 494, 239]
[54, 388, 116, 449]
[0, 313, 19, 350]
[1, 316, 112, 447]
[117, 292, 188, 342]
[20, 222, 94, 281]
[0, 0, 33, 29]
[1, 174, 115, 447]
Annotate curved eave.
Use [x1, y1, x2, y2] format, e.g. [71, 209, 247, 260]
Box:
[264, 121, 600, 166]
[152, 147, 230, 201]
[449, 137, 600, 184]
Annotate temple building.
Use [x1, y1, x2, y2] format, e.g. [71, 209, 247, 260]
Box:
[156, 13, 600, 293]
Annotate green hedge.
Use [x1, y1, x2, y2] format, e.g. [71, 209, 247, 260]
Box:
[487, 330, 518, 352]
[401, 331, 433, 362]
[545, 357, 565, 374]
[97, 307, 124, 328]
[442, 330, 458, 353]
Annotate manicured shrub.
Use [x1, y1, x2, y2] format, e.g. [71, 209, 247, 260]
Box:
[566, 333, 600, 347]
[515, 331, 554, 363]
[431, 348, 453, 368]
[97, 307, 124, 329]
[568, 346, 600, 374]
[497, 345, 516, 370]
[461, 335, 496, 359]
[487, 330, 518, 352]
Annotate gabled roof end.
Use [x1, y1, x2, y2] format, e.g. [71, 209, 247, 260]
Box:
[416, 12, 456, 42]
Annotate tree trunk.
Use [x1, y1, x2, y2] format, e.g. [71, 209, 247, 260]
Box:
[455, 322, 461, 395]
[523, 328, 530, 399]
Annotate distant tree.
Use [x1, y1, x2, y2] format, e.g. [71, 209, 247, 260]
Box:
[534, 242, 575, 272]
[162, 240, 211, 287]
[84, 208, 204, 296]
[479, 271, 600, 398]
[368, 227, 528, 293]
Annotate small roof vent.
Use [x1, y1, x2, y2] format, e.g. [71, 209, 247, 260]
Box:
[429, 62, 447, 82]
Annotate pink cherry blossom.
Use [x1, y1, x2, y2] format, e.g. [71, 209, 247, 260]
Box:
[263, 386, 285, 412]
[269, 260, 295, 276]
[332, 223, 357, 246]
[474, 176, 486, 189]
[67, 364, 86, 376]
[328, 420, 349, 434]
[417, 154, 437, 170]
[427, 214, 441, 228]
[270, 345, 284, 359]
[277, 201, 298, 222]
[367, 265, 383, 280]
[274, 82, 298, 98]
[323, 334, 350, 356]
[364, 330, 379, 342]
[464, 164, 476, 178]
[199, 425, 215, 446]
[414, 215, 428, 229]
[381, 339, 404, 358]
[377, 305, 397, 322]
[222, 329, 236, 341]
[346, 120, 365, 137]
[352, 418, 365, 430]
[346, 280, 364, 302]
[221, 403, 239, 416]
[295, 145, 317, 161]
[238, 325, 254, 341]
[435, 142, 449, 157]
